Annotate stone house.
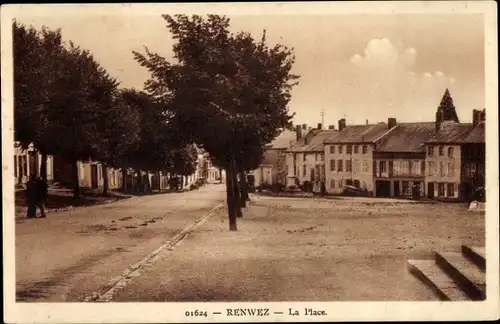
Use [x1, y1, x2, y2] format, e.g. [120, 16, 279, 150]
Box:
[14, 142, 55, 185]
[372, 121, 435, 198]
[286, 126, 337, 187]
[459, 110, 485, 200]
[323, 119, 393, 195]
[424, 121, 472, 200]
[252, 129, 297, 187]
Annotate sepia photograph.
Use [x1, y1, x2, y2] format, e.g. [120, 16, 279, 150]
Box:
[2, 1, 498, 323]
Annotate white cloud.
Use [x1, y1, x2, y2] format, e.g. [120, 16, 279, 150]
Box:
[344, 38, 457, 120]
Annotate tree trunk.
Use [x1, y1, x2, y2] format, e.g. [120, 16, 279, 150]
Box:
[121, 169, 127, 192]
[102, 164, 109, 196]
[71, 159, 80, 199]
[135, 169, 142, 193]
[219, 167, 223, 184]
[225, 164, 237, 231]
[239, 164, 250, 203]
[145, 171, 151, 193]
[231, 157, 243, 217]
[39, 152, 48, 181]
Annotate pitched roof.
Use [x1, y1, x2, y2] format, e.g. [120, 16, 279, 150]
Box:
[289, 130, 338, 153]
[267, 130, 297, 149]
[376, 122, 435, 152]
[462, 121, 485, 143]
[324, 123, 390, 144]
[426, 121, 473, 144]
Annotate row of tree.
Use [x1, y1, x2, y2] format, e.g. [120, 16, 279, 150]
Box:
[14, 15, 299, 231]
[13, 21, 199, 199]
[134, 15, 299, 230]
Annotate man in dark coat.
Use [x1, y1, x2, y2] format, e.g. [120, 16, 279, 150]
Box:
[36, 177, 48, 218]
[25, 175, 38, 218]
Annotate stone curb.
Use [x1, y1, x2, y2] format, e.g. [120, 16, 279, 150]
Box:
[84, 201, 225, 302]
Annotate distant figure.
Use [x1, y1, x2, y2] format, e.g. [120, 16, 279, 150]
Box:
[36, 177, 48, 218]
[25, 175, 38, 218]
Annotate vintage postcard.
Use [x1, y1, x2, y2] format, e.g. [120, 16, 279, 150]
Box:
[2, 1, 498, 323]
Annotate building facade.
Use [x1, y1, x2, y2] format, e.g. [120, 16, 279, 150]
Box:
[324, 120, 392, 195]
[14, 142, 54, 185]
[372, 122, 435, 198]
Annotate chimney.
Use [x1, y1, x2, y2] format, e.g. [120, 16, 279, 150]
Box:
[302, 124, 307, 130]
[338, 118, 346, 131]
[472, 109, 481, 127]
[481, 109, 486, 121]
[435, 109, 444, 132]
[366, 119, 369, 125]
[295, 124, 302, 141]
[317, 123, 322, 130]
[388, 118, 397, 129]
[328, 125, 335, 130]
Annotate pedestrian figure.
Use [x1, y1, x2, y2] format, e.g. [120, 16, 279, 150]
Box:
[25, 175, 38, 218]
[36, 177, 48, 218]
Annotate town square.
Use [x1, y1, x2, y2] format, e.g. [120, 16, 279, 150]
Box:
[3, 3, 495, 321]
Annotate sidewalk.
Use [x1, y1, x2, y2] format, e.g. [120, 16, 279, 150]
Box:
[15, 183, 226, 301]
[112, 194, 484, 302]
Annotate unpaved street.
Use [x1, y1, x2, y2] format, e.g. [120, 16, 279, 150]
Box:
[15, 183, 225, 302]
[112, 195, 485, 301]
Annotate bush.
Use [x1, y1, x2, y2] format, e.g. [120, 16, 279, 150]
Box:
[189, 183, 199, 190]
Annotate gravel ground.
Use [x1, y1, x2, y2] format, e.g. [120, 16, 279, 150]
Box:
[15, 183, 225, 302]
[113, 195, 485, 301]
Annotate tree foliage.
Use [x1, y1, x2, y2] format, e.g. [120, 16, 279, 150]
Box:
[134, 15, 299, 230]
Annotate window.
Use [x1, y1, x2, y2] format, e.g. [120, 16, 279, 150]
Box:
[320, 153, 325, 161]
[363, 160, 369, 173]
[362, 145, 368, 154]
[303, 165, 307, 177]
[427, 146, 434, 156]
[439, 162, 445, 177]
[14, 156, 18, 178]
[354, 145, 359, 154]
[338, 179, 343, 188]
[466, 163, 476, 177]
[353, 160, 360, 173]
[303, 154, 306, 162]
[330, 160, 335, 171]
[379, 161, 386, 173]
[338, 145, 343, 154]
[439, 146, 444, 156]
[427, 161, 435, 176]
[402, 181, 410, 195]
[330, 179, 335, 189]
[400, 161, 410, 174]
[447, 183, 455, 197]
[413, 161, 421, 176]
[337, 160, 343, 172]
[346, 160, 352, 172]
[438, 183, 445, 197]
[347, 145, 352, 154]
[448, 147, 454, 158]
[447, 162, 455, 177]
[330, 145, 335, 154]
[353, 180, 360, 188]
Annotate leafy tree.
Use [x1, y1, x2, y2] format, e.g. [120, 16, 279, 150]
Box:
[437, 88, 460, 123]
[134, 15, 298, 230]
[13, 22, 64, 180]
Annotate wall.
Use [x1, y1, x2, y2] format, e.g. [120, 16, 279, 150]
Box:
[424, 144, 461, 198]
[13, 143, 54, 184]
[324, 143, 375, 194]
[294, 152, 325, 184]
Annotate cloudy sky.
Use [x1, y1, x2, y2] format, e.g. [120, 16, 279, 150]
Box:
[16, 11, 484, 127]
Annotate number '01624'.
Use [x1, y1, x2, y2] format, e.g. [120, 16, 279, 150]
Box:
[185, 310, 208, 317]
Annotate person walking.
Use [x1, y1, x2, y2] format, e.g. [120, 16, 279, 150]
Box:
[25, 175, 38, 218]
[36, 177, 48, 218]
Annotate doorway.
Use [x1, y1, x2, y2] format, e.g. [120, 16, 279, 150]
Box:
[427, 182, 434, 198]
[91, 165, 98, 189]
